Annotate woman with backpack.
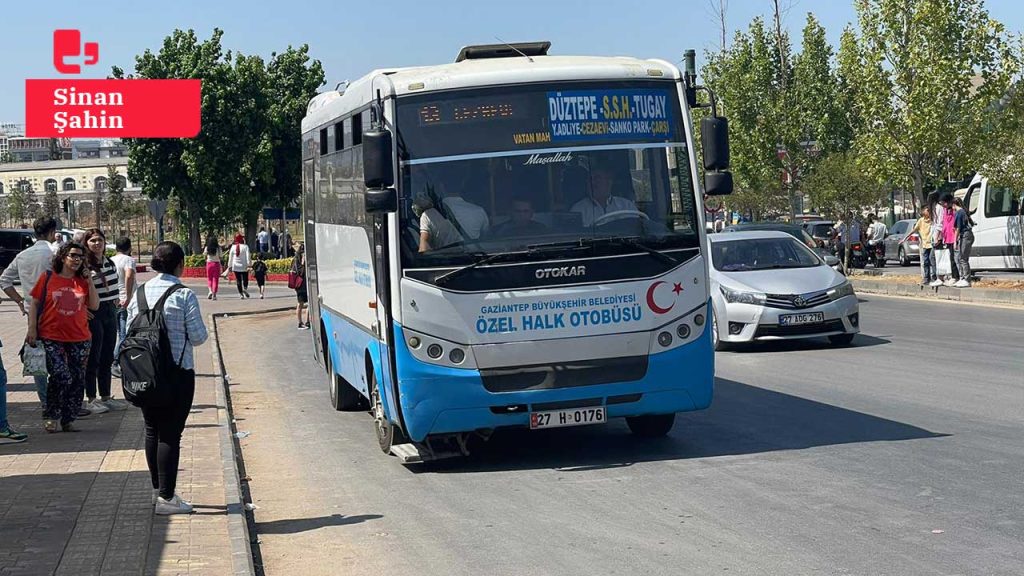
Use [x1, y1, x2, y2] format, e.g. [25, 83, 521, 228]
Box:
[251, 252, 268, 300]
[26, 242, 99, 433]
[125, 241, 208, 515]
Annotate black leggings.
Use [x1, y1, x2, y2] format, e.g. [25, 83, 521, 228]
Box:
[142, 370, 195, 500]
[86, 302, 117, 399]
[235, 271, 249, 295]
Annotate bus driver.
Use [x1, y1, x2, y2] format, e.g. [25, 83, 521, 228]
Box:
[571, 166, 637, 227]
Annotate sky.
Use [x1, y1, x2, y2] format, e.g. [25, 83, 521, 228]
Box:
[1, 0, 1021, 123]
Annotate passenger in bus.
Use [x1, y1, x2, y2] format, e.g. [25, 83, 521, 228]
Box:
[413, 196, 462, 252]
[571, 166, 637, 227]
[491, 198, 549, 237]
[441, 190, 489, 239]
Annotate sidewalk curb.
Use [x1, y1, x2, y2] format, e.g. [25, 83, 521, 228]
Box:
[851, 278, 1024, 307]
[209, 307, 293, 576]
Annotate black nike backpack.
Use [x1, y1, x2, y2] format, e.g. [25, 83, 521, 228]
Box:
[119, 283, 186, 407]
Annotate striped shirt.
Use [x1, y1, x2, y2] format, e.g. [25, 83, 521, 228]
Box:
[125, 273, 209, 370]
[90, 257, 120, 303]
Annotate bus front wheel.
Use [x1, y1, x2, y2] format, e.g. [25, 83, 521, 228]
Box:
[626, 413, 676, 437]
[369, 370, 407, 453]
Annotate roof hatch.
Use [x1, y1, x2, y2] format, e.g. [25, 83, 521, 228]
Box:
[455, 41, 551, 63]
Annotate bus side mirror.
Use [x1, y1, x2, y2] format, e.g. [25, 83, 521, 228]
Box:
[363, 129, 397, 213]
[363, 129, 394, 189]
[365, 187, 397, 214]
[701, 116, 733, 195]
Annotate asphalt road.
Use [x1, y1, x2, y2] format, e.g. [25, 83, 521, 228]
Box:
[220, 295, 1024, 576]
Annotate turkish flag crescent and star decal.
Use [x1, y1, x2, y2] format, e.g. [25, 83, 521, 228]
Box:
[646, 281, 684, 315]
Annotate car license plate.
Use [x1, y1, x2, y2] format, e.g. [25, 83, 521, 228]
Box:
[779, 312, 825, 326]
[530, 407, 606, 430]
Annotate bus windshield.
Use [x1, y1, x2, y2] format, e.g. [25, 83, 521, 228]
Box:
[395, 81, 700, 268]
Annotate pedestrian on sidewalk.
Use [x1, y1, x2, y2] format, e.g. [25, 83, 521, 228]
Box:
[953, 197, 974, 288]
[110, 237, 137, 377]
[0, 216, 59, 408]
[126, 241, 209, 515]
[270, 228, 279, 258]
[905, 206, 935, 286]
[939, 193, 959, 286]
[1, 322, 28, 443]
[82, 229, 128, 414]
[292, 242, 309, 329]
[251, 252, 268, 299]
[27, 242, 98, 433]
[225, 233, 251, 299]
[204, 234, 223, 300]
[257, 227, 269, 254]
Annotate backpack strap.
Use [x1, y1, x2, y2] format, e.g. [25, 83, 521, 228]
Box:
[136, 284, 150, 312]
[154, 283, 187, 312]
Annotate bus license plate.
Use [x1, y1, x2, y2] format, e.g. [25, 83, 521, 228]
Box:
[530, 407, 606, 430]
[779, 312, 824, 326]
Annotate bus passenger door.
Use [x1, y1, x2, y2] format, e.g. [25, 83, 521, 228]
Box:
[372, 212, 402, 430]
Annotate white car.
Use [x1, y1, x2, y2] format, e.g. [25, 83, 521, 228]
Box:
[708, 231, 860, 350]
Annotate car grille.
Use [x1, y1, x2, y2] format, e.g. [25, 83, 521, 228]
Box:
[764, 291, 830, 310]
[754, 319, 845, 338]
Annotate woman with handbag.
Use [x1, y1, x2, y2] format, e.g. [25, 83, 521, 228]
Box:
[26, 242, 99, 433]
[290, 242, 309, 329]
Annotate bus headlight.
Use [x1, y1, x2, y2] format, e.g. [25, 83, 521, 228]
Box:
[426, 344, 443, 359]
[721, 285, 766, 305]
[408, 336, 421, 349]
[449, 348, 466, 364]
[827, 281, 855, 301]
[676, 324, 691, 339]
[657, 331, 673, 347]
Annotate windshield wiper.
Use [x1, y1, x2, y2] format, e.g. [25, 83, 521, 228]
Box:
[434, 250, 527, 286]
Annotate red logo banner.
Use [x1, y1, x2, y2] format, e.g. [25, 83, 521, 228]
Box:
[25, 79, 201, 138]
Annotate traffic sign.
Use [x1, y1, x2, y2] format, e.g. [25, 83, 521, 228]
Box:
[703, 195, 724, 213]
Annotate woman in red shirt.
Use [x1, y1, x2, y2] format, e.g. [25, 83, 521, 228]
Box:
[26, 242, 99, 432]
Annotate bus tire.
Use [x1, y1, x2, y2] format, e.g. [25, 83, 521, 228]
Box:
[626, 413, 676, 437]
[328, 358, 362, 412]
[369, 369, 407, 453]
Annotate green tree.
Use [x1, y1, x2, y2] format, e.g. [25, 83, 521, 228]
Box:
[104, 164, 128, 234]
[847, 0, 1020, 205]
[803, 152, 887, 266]
[42, 187, 61, 219]
[7, 182, 32, 224]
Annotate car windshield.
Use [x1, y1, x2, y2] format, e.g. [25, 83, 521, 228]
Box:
[395, 81, 699, 268]
[712, 237, 822, 271]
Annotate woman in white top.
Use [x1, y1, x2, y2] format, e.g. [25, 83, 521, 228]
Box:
[204, 234, 222, 300]
[224, 233, 251, 299]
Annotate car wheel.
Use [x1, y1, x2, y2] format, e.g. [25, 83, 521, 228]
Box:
[711, 309, 728, 351]
[828, 333, 856, 346]
[897, 245, 913, 266]
[625, 413, 676, 437]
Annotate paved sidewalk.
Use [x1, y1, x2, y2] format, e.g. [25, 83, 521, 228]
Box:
[0, 279, 297, 575]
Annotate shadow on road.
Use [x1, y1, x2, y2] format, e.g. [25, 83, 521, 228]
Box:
[255, 513, 383, 535]
[419, 377, 946, 473]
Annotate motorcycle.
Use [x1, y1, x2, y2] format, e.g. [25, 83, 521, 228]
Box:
[847, 241, 868, 269]
[868, 241, 886, 268]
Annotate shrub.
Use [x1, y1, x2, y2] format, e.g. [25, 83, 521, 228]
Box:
[263, 258, 294, 274]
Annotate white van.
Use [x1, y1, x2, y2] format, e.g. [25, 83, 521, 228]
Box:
[955, 174, 1023, 271]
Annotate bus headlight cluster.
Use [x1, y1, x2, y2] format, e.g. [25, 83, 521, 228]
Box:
[403, 328, 475, 369]
[676, 323, 691, 339]
[657, 331, 673, 347]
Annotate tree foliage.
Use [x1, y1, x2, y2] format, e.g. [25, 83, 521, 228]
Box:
[803, 152, 886, 220]
[113, 29, 324, 252]
[104, 164, 128, 233]
[43, 188, 61, 220]
[846, 0, 1020, 203]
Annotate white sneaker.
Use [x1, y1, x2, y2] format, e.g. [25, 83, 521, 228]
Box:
[943, 278, 956, 287]
[954, 279, 970, 288]
[929, 279, 943, 287]
[102, 398, 130, 411]
[87, 399, 110, 414]
[155, 494, 193, 515]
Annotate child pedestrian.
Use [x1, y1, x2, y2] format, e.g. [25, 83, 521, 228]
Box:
[251, 253, 268, 299]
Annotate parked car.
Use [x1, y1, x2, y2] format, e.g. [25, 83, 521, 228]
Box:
[882, 219, 921, 266]
[0, 229, 36, 273]
[708, 231, 859, 350]
[722, 222, 845, 275]
[803, 220, 836, 250]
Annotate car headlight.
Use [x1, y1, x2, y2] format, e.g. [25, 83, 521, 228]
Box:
[827, 281, 855, 301]
[720, 285, 766, 305]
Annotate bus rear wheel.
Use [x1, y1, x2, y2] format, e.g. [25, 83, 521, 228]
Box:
[626, 413, 676, 437]
[369, 371, 407, 454]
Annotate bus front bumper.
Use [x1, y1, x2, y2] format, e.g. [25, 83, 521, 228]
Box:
[392, 324, 714, 442]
